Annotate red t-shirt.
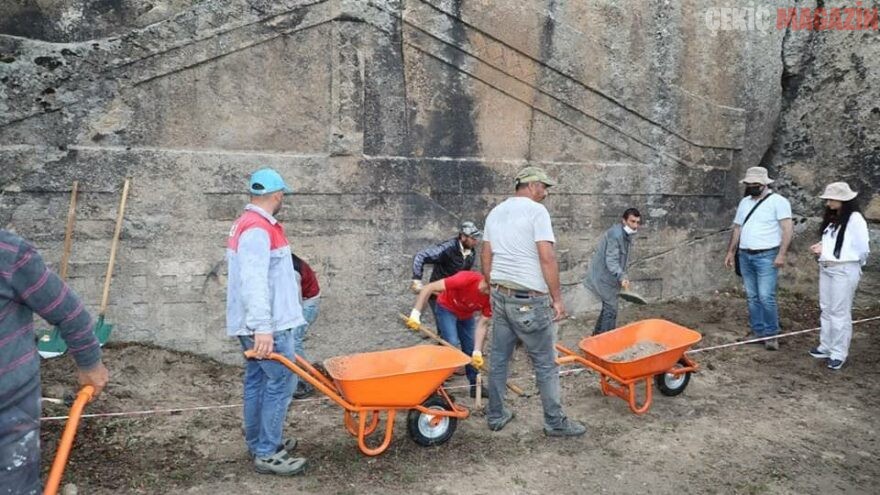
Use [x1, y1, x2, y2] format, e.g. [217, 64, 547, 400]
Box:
[437, 271, 491, 320]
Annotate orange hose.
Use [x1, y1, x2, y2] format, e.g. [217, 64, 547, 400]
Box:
[44, 385, 94, 495]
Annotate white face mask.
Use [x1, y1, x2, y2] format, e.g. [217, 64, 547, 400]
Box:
[623, 225, 637, 235]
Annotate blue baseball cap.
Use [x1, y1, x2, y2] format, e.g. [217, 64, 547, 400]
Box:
[249, 168, 291, 195]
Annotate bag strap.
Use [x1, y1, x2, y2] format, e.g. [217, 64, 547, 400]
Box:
[741, 192, 774, 227]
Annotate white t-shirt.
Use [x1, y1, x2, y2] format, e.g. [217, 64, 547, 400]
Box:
[483, 197, 556, 292]
[819, 212, 870, 265]
[733, 192, 792, 250]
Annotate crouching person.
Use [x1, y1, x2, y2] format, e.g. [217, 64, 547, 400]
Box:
[407, 271, 491, 398]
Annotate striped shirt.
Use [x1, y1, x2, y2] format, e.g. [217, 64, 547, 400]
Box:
[0, 230, 101, 408]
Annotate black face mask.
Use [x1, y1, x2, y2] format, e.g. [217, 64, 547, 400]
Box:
[745, 185, 763, 197]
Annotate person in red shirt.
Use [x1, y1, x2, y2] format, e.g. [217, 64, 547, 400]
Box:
[407, 271, 491, 397]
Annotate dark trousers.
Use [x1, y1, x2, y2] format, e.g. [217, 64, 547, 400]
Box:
[592, 300, 619, 335]
[0, 382, 41, 495]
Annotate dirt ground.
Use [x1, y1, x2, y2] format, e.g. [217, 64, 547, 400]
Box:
[40, 291, 880, 495]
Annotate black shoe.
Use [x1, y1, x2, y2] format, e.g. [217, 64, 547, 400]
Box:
[826, 359, 844, 370]
[469, 384, 489, 398]
[809, 347, 829, 359]
[487, 409, 515, 432]
[293, 382, 314, 399]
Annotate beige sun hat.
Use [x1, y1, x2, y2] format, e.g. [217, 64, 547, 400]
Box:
[819, 182, 858, 201]
[740, 166, 774, 185]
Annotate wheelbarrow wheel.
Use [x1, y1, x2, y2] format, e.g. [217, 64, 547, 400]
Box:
[655, 359, 691, 397]
[407, 395, 457, 447]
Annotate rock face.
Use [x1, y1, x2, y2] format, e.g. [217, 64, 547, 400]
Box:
[1, 0, 875, 362]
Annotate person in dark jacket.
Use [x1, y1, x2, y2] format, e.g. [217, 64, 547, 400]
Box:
[410, 221, 482, 322]
[584, 208, 641, 334]
[0, 229, 109, 495]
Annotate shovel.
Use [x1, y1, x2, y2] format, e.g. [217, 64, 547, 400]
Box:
[37, 182, 79, 359]
[37, 180, 130, 358]
[619, 290, 648, 305]
[398, 313, 528, 397]
[93, 178, 131, 345]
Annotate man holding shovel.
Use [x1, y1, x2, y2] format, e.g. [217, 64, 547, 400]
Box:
[226, 168, 307, 476]
[407, 271, 491, 398]
[0, 229, 109, 495]
[584, 208, 641, 335]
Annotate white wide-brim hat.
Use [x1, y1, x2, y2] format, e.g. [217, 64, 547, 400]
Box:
[740, 166, 774, 185]
[819, 182, 858, 202]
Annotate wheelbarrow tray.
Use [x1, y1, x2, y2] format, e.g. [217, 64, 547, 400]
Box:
[579, 319, 701, 380]
[324, 345, 471, 407]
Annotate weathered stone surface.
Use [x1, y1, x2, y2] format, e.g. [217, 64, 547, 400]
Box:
[1, 0, 874, 363]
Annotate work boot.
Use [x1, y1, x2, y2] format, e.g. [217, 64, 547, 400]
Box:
[487, 409, 515, 432]
[544, 418, 587, 437]
[764, 338, 779, 351]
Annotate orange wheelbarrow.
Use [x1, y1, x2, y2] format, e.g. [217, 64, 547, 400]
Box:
[555, 319, 701, 415]
[245, 344, 471, 456]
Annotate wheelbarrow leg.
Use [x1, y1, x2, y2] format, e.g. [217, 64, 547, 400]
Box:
[626, 378, 653, 415]
[357, 410, 397, 456]
[344, 410, 380, 437]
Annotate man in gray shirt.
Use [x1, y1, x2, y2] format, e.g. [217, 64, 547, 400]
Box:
[585, 208, 641, 334]
[480, 166, 586, 437]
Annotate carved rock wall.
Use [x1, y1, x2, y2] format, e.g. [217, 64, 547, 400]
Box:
[1, 0, 874, 362]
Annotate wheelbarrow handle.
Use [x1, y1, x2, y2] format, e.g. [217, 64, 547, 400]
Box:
[44, 385, 94, 495]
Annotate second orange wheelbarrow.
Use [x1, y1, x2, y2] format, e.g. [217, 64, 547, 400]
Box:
[245, 344, 471, 456]
[556, 319, 701, 415]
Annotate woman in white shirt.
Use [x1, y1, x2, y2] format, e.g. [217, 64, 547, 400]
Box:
[808, 182, 870, 370]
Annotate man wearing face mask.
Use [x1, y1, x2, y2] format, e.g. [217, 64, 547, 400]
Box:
[724, 167, 793, 351]
[227, 168, 307, 475]
[584, 208, 641, 335]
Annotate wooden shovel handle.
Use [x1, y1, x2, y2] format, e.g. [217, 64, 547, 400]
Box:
[398, 314, 527, 396]
[100, 179, 130, 315]
[59, 181, 78, 281]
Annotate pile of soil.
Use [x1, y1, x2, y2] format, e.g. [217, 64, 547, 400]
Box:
[38, 291, 880, 494]
[606, 341, 667, 362]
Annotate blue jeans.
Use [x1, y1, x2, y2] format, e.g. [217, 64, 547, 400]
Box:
[739, 248, 780, 337]
[434, 304, 477, 386]
[238, 330, 296, 458]
[0, 382, 40, 495]
[292, 297, 320, 361]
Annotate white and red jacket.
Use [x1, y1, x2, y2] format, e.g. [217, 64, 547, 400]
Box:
[226, 204, 304, 336]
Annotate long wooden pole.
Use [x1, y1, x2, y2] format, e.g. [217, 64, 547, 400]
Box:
[58, 181, 78, 281]
[398, 314, 527, 396]
[99, 179, 130, 315]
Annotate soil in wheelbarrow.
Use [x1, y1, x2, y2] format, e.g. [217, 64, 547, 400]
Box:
[39, 290, 880, 494]
[606, 341, 667, 362]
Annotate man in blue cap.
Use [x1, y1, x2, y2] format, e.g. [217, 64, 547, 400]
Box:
[226, 167, 307, 475]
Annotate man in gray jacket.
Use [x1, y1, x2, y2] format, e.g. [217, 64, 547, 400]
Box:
[584, 208, 641, 334]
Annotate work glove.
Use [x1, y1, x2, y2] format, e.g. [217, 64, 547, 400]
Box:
[410, 279, 424, 294]
[406, 309, 421, 331]
[471, 351, 484, 369]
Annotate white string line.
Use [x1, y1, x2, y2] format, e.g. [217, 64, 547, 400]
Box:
[41, 316, 879, 422]
[686, 315, 880, 354]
